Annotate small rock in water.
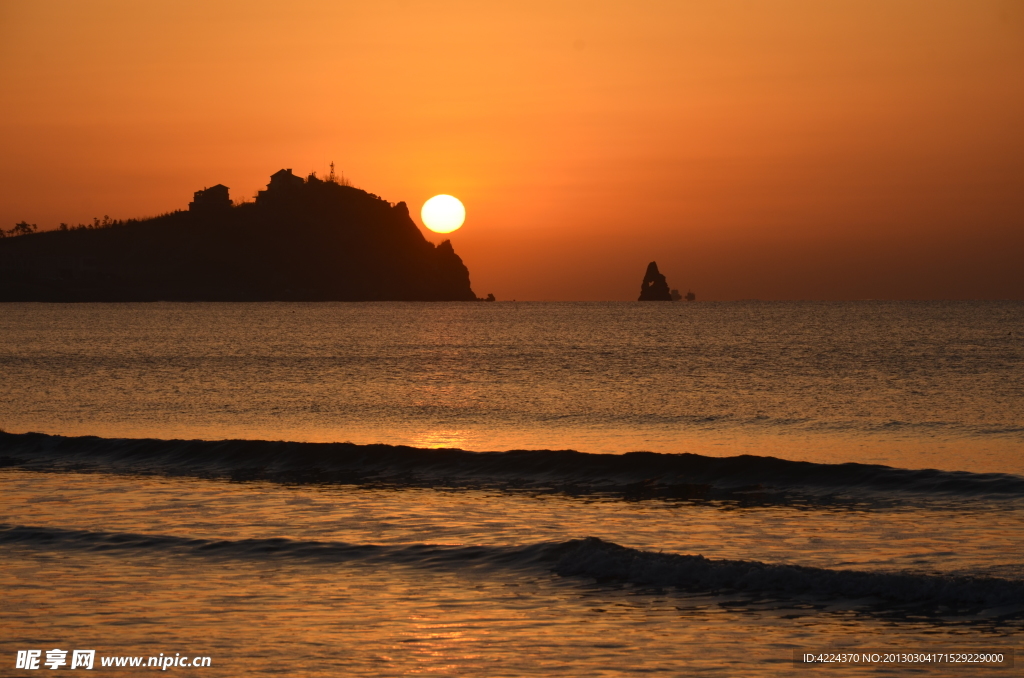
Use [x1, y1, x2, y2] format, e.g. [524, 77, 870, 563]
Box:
[638, 261, 673, 301]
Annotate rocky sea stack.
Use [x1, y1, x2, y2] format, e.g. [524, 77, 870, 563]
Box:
[0, 169, 478, 302]
[637, 261, 673, 301]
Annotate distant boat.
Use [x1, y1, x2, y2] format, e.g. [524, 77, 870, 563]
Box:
[685, 290, 696, 301]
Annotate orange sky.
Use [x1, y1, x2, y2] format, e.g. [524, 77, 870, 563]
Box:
[1, 0, 1022, 300]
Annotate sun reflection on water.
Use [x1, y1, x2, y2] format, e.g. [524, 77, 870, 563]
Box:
[411, 430, 474, 450]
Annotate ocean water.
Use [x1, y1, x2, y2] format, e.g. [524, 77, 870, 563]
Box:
[1, 301, 1023, 675]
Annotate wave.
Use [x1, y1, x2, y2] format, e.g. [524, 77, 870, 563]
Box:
[2, 431, 1023, 501]
[579, 413, 1024, 438]
[3, 524, 1021, 612]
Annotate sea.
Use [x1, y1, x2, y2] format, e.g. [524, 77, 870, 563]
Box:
[1, 301, 1022, 676]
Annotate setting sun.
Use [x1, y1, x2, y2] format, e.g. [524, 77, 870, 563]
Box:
[421, 194, 465, 234]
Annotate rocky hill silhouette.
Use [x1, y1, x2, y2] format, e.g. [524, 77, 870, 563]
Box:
[0, 169, 478, 302]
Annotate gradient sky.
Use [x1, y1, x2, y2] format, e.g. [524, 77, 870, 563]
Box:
[2, 0, 1022, 300]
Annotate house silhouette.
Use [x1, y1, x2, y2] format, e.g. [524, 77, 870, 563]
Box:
[256, 169, 305, 205]
[189, 184, 231, 212]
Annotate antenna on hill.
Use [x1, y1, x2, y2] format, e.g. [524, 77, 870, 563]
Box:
[327, 161, 351, 187]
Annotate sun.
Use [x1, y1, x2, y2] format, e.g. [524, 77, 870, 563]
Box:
[421, 195, 465, 234]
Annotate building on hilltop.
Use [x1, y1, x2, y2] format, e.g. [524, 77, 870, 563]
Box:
[189, 184, 231, 213]
[256, 169, 305, 205]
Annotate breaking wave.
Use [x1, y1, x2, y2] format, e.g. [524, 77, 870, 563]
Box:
[2, 431, 1022, 501]
[2, 524, 1022, 612]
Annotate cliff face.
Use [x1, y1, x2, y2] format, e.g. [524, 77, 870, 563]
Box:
[0, 172, 478, 301]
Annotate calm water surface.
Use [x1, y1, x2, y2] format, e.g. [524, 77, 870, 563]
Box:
[2, 301, 1022, 470]
[1, 302, 1022, 676]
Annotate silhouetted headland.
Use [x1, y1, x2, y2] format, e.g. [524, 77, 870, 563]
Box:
[638, 261, 673, 301]
[0, 169, 479, 301]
